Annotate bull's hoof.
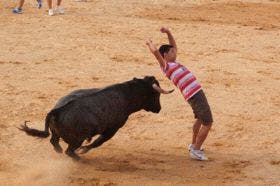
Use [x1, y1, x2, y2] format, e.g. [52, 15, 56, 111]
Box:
[78, 146, 90, 154]
[71, 154, 81, 161]
[65, 151, 81, 161]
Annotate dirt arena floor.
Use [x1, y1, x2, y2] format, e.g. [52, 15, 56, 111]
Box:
[0, 0, 279, 185]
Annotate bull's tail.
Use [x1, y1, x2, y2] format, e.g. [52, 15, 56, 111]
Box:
[19, 111, 53, 138]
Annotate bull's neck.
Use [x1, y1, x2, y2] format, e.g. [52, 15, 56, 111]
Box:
[123, 83, 146, 115]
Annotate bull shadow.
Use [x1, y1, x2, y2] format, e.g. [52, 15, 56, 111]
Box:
[74, 147, 255, 183]
[77, 147, 185, 173]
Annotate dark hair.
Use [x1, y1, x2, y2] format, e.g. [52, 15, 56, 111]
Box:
[159, 44, 174, 57]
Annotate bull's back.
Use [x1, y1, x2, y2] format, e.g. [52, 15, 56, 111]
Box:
[53, 88, 100, 110]
[53, 90, 128, 135]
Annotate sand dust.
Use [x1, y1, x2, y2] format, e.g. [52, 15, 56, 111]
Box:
[0, 0, 279, 185]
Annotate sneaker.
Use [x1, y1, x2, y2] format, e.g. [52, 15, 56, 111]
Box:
[190, 149, 208, 161]
[48, 9, 54, 16]
[12, 8, 22, 14]
[37, 0, 42, 9]
[55, 6, 64, 14]
[188, 144, 204, 151]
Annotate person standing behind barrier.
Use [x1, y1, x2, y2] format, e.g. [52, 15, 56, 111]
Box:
[12, 0, 42, 14]
[47, 0, 64, 16]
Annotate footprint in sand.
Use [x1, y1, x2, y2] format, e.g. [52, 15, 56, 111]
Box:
[10, 61, 23, 65]
[92, 76, 99, 81]
[57, 81, 78, 88]
[68, 176, 101, 185]
[270, 160, 280, 166]
[224, 160, 252, 170]
[257, 70, 272, 76]
[0, 61, 22, 65]
[212, 142, 224, 147]
[37, 95, 48, 100]
[111, 55, 141, 64]
[103, 183, 117, 186]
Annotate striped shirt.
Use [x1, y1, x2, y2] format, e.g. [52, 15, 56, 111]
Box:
[161, 61, 202, 100]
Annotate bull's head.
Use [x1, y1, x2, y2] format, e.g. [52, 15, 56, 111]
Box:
[141, 76, 174, 113]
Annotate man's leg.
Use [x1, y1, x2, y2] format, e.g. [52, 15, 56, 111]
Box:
[192, 119, 202, 145]
[193, 123, 212, 150]
[47, 0, 52, 9]
[57, 0, 62, 6]
[12, 0, 24, 14]
[56, 0, 64, 14]
[47, 0, 55, 15]
[18, 0, 25, 8]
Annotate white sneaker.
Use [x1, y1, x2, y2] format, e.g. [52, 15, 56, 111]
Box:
[188, 144, 204, 151]
[48, 9, 54, 16]
[190, 149, 208, 161]
[55, 6, 64, 14]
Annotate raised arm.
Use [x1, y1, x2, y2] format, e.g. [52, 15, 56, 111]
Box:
[160, 27, 177, 53]
[146, 39, 166, 68]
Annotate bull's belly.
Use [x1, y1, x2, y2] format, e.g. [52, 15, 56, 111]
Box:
[50, 119, 105, 144]
[50, 106, 125, 144]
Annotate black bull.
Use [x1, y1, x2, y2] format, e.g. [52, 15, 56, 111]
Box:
[20, 76, 173, 160]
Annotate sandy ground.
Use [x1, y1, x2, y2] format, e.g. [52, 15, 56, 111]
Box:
[0, 0, 280, 185]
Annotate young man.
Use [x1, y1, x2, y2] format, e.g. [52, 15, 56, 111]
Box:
[146, 27, 213, 161]
[12, 0, 42, 14]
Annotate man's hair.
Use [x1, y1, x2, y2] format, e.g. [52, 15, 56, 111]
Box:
[159, 44, 174, 57]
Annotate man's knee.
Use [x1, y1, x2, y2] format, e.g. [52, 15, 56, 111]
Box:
[202, 122, 212, 128]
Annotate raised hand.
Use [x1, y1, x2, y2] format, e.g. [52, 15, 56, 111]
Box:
[160, 27, 170, 34]
[146, 39, 157, 54]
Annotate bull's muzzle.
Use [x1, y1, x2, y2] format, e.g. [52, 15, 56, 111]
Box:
[152, 84, 174, 94]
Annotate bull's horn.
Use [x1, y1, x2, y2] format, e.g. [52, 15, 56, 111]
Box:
[152, 84, 174, 94]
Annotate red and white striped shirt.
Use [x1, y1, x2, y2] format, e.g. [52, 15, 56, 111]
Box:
[161, 61, 202, 100]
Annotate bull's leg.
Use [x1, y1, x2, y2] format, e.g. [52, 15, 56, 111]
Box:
[89, 129, 119, 148]
[50, 131, 63, 153]
[65, 141, 83, 160]
[79, 128, 118, 154]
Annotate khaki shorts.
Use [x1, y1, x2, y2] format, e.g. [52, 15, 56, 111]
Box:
[187, 90, 213, 125]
